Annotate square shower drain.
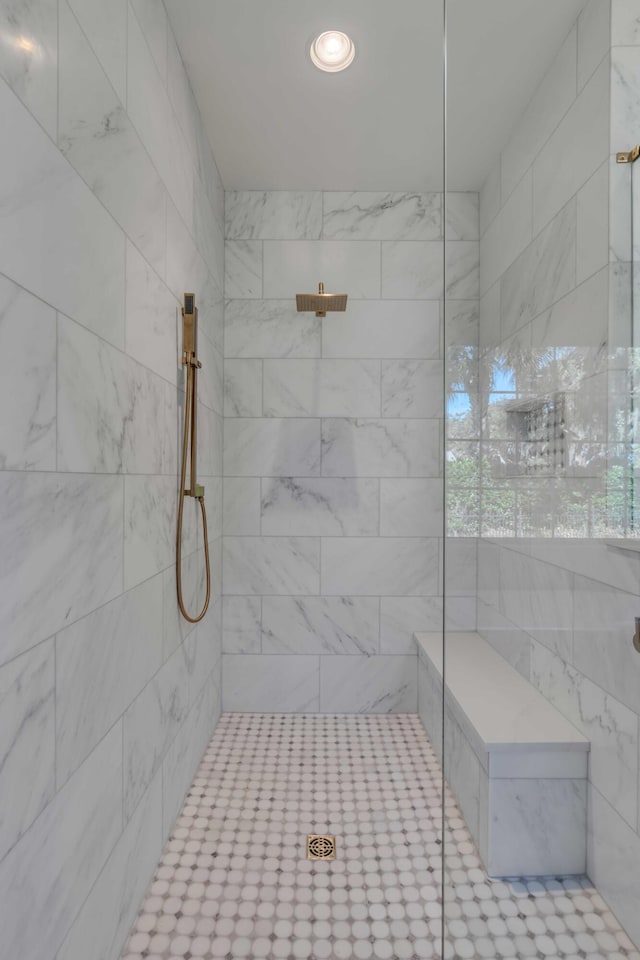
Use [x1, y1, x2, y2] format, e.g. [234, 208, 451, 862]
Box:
[306, 834, 336, 860]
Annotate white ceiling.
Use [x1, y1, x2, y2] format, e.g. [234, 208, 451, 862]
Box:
[166, 0, 588, 192]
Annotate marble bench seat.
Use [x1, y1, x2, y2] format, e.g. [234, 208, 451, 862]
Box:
[415, 631, 590, 877]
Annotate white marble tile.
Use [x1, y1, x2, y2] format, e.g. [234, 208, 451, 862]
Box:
[488, 777, 586, 876]
[222, 596, 261, 653]
[444, 711, 482, 841]
[381, 358, 442, 418]
[223, 654, 319, 712]
[223, 536, 320, 596]
[479, 282, 501, 348]
[446, 241, 480, 299]
[0, 640, 54, 862]
[480, 169, 532, 296]
[0, 275, 56, 470]
[321, 538, 439, 597]
[263, 240, 380, 299]
[185, 613, 221, 706]
[162, 555, 197, 660]
[262, 596, 379, 656]
[446, 192, 479, 241]
[224, 240, 262, 298]
[322, 299, 440, 359]
[0, 80, 126, 347]
[57, 769, 162, 960]
[477, 600, 531, 679]
[578, 0, 611, 92]
[124, 475, 190, 589]
[533, 56, 609, 235]
[381, 596, 444, 653]
[0, 0, 58, 137]
[261, 477, 379, 537]
[612, 0, 640, 44]
[165, 199, 220, 345]
[0, 722, 122, 960]
[223, 358, 262, 417]
[322, 192, 441, 241]
[612, 45, 640, 153]
[223, 477, 261, 535]
[123, 643, 189, 818]
[58, 1, 166, 274]
[131, 0, 167, 82]
[381, 241, 442, 299]
[380, 479, 443, 537]
[224, 299, 321, 358]
[444, 538, 477, 596]
[445, 299, 479, 348]
[263, 358, 380, 417]
[125, 242, 178, 384]
[576, 160, 609, 285]
[226, 191, 322, 239]
[321, 418, 440, 478]
[224, 417, 320, 477]
[55, 575, 163, 786]
[530, 265, 608, 348]
[0, 472, 122, 666]
[479, 164, 501, 237]
[446, 597, 477, 632]
[67, 0, 127, 103]
[319, 655, 417, 713]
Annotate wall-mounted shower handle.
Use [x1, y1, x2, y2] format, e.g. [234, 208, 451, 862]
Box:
[633, 618, 640, 654]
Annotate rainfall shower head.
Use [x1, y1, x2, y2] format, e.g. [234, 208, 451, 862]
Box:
[296, 282, 348, 317]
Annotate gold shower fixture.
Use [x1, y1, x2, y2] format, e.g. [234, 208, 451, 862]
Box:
[176, 293, 211, 623]
[296, 281, 348, 317]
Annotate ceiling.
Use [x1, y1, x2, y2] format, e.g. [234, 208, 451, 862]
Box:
[166, 0, 588, 192]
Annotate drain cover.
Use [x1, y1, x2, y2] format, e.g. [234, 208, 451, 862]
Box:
[307, 835, 336, 860]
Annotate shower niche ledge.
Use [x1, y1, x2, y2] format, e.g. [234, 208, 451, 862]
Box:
[415, 632, 590, 878]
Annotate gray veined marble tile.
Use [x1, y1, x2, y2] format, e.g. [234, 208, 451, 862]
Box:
[381, 359, 443, 418]
[445, 192, 479, 241]
[446, 241, 480, 299]
[262, 596, 379, 655]
[124, 475, 191, 590]
[224, 359, 263, 417]
[322, 300, 440, 360]
[263, 240, 381, 300]
[263, 359, 381, 418]
[612, 0, 640, 45]
[223, 477, 261, 535]
[612, 46, 640, 154]
[444, 300, 479, 348]
[224, 299, 321, 358]
[225, 191, 323, 240]
[321, 418, 441, 478]
[223, 654, 319, 712]
[224, 418, 321, 477]
[319, 655, 418, 713]
[225, 241, 262, 298]
[380, 596, 444, 653]
[0, 0, 58, 138]
[58, 1, 166, 275]
[381, 241, 443, 299]
[261, 477, 379, 537]
[0, 472, 123, 666]
[131, 0, 168, 83]
[0, 639, 55, 862]
[321, 538, 439, 597]
[125, 243, 179, 385]
[322, 192, 441, 241]
[222, 596, 262, 653]
[223, 537, 320, 596]
[380, 479, 443, 537]
[67, 0, 127, 104]
[577, 0, 611, 93]
[0, 275, 56, 470]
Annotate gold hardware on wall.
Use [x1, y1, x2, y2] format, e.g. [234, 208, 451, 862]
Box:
[617, 145, 640, 163]
[296, 282, 348, 317]
[307, 835, 336, 860]
[633, 618, 640, 654]
[176, 292, 211, 623]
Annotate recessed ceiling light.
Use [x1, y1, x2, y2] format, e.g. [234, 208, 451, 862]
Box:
[310, 30, 356, 73]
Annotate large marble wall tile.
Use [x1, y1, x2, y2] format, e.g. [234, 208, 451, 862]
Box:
[321, 538, 439, 596]
[381, 359, 442, 418]
[533, 56, 609, 235]
[162, 555, 198, 660]
[444, 299, 479, 347]
[0, 0, 57, 137]
[321, 418, 440, 478]
[0, 723, 122, 960]
[262, 596, 379, 655]
[0, 275, 56, 470]
[381, 596, 444, 653]
[225, 299, 321, 358]
[477, 600, 531, 679]
[612, 0, 640, 44]
[263, 240, 380, 299]
[58, 1, 166, 274]
[263, 359, 381, 417]
[223, 477, 261, 535]
[222, 596, 262, 653]
[530, 264, 608, 347]
[224, 240, 263, 298]
[165, 199, 216, 329]
[381, 241, 442, 299]
[446, 241, 480, 299]
[0, 640, 54, 862]
[480, 165, 501, 237]
[322, 300, 440, 359]
[223, 537, 320, 596]
[67, 0, 127, 103]
[261, 477, 379, 537]
[480, 170, 533, 296]
[322, 192, 441, 241]
[224, 418, 321, 476]
[224, 359, 262, 417]
[123, 644, 189, 819]
[223, 654, 319, 712]
[125, 242, 178, 385]
[124, 475, 186, 589]
[186, 618, 221, 707]
[56, 575, 163, 786]
[57, 770, 162, 960]
[444, 538, 477, 597]
[319, 655, 418, 713]
[445, 192, 480, 241]
[57, 314, 174, 474]
[0, 81, 125, 347]
[577, 0, 612, 92]
[380, 479, 443, 537]
[131, 0, 167, 83]
[0, 472, 123, 666]
[226, 191, 322, 240]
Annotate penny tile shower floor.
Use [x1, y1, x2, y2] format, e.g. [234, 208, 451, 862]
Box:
[121, 714, 639, 960]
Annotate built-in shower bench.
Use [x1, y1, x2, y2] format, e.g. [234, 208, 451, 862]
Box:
[415, 631, 589, 878]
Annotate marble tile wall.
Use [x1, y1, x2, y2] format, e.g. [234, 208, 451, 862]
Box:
[223, 190, 479, 711]
[0, 3, 224, 959]
[473, 1, 640, 946]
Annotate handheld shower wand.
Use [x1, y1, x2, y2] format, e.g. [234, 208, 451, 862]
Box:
[176, 293, 211, 622]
